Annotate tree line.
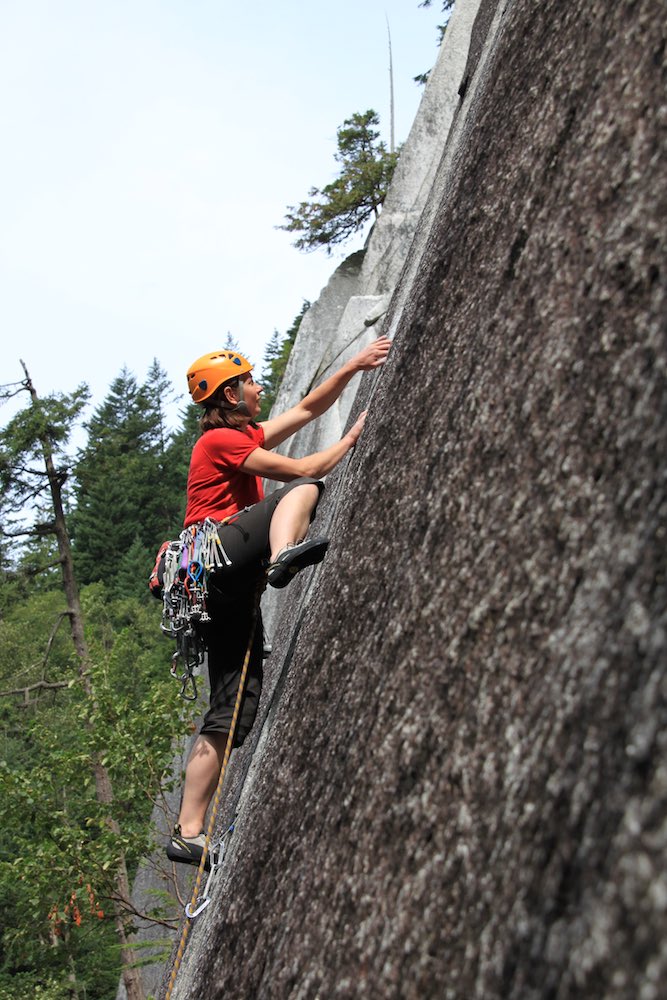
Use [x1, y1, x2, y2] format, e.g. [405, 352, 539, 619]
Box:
[0, 361, 202, 999]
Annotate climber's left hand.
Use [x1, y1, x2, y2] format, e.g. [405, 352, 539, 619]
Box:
[353, 336, 392, 371]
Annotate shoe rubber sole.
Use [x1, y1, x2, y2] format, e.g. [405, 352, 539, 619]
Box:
[166, 838, 216, 870]
[267, 538, 329, 589]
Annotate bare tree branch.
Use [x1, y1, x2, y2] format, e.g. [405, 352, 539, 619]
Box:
[12, 464, 58, 478]
[0, 382, 29, 402]
[0, 521, 56, 538]
[20, 558, 64, 578]
[0, 679, 69, 702]
[40, 611, 70, 675]
[104, 891, 178, 931]
[1, 483, 52, 511]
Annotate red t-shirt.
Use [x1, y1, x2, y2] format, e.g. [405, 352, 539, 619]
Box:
[184, 424, 265, 526]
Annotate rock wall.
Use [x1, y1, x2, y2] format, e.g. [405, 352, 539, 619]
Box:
[161, 0, 667, 996]
[120, 6, 482, 998]
[261, 0, 482, 637]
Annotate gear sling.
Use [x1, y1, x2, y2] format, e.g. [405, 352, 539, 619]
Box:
[149, 516, 235, 701]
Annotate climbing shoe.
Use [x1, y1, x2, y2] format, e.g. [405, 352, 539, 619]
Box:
[267, 537, 329, 589]
[166, 825, 217, 870]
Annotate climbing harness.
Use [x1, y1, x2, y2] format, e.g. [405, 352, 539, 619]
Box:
[156, 518, 232, 700]
[164, 579, 264, 1000]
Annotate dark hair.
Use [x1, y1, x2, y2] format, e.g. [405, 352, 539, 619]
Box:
[199, 377, 257, 433]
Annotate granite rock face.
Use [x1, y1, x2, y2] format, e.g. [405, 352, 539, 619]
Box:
[164, 0, 666, 996]
[120, 6, 481, 995]
[268, 0, 481, 436]
[357, 0, 483, 296]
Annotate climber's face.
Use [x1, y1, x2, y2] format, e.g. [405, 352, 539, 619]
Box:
[239, 372, 263, 418]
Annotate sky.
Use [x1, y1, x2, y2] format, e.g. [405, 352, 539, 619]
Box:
[0, 0, 445, 429]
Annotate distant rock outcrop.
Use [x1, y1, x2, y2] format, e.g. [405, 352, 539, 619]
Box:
[158, 0, 666, 996]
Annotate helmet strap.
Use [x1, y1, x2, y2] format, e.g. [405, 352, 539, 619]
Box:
[222, 377, 250, 417]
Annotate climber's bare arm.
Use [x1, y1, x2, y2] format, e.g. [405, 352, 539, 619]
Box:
[261, 337, 390, 450]
[243, 413, 367, 482]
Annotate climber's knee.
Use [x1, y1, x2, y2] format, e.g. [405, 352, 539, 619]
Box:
[273, 477, 324, 521]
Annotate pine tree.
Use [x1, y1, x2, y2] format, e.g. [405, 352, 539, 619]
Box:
[279, 111, 399, 253]
[142, 358, 174, 457]
[0, 381, 89, 549]
[162, 401, 201, 528]
[0, 364, 147, 1000]
[259, 302, 310, 418]
[72, 365, 182, 591]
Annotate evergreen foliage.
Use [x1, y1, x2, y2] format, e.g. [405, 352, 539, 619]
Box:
[419, 0, 456, 34]
[155, 399, 202, 535]
[415, 0, 456, 83]
[71, 363, 188, 598]
[0, 385, 89, 544]
[259, 302, 310, 419]
[0, 364, 200, 995]
[279, 110, 399, 253]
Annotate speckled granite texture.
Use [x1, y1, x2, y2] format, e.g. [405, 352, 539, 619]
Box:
[164, 0, 666, 996]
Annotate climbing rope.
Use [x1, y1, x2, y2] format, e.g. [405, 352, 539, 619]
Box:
[164, 577, 264, 1000]
[306, 308, 388, 393]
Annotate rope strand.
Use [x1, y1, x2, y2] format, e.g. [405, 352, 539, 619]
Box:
[164, 577, 264, 1000]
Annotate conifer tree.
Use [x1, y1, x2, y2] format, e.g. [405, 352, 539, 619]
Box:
[72, 364, 181, 592]
[0, 364, 147, 1000]
[162, 401, 201, 527]
[259, 301, 310, 418]
[279, 110, 399, 253]
[0, 379, 89, 552]
[142, 358, 175, 457]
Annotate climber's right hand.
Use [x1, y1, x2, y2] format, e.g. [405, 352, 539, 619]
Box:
[348, 410, 367, 445]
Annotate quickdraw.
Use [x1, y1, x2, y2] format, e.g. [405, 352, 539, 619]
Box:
[157, 518, 232, 700]
[184, 822, 235, 918]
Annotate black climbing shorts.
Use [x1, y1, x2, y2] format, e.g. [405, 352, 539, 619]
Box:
[198, 594, 265, 745]
[199, 476, 324, 744]
[208, 476, 324, 599]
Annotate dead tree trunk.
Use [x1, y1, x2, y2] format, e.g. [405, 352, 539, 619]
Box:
[19, 361, 145, 1000]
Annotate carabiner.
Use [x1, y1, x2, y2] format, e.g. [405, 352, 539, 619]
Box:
[188, 560, 204, 583]
[170, 648, 198, 701]
[184, 824, 234, 919]
[180, 671, 198, 702]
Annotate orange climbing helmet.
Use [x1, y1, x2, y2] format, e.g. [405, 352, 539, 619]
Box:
[186, 350, 253, 404]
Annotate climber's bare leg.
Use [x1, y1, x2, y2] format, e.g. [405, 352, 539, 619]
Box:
[268, 483, 320, 562]
[177, 732, 227, 837]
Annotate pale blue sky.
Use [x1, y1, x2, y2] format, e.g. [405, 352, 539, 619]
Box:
[0, 1, 444, 422]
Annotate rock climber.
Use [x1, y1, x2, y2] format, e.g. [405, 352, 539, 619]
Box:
[167, 335, 391, 866]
